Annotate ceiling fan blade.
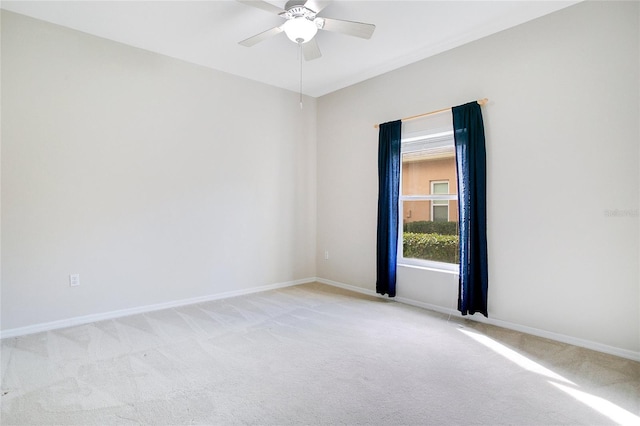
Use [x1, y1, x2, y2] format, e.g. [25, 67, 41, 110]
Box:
[236, 0, 286, 15]
[239, 26, 284, 47]
[302, 37, 322, 61]
[319, 17, 375, 39]
[304, 0, 331, 14]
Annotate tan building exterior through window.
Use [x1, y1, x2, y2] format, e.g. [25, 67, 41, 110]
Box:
[401, 147, 458, 226]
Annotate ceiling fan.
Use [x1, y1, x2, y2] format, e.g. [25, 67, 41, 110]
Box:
[237, 0, 376, 61]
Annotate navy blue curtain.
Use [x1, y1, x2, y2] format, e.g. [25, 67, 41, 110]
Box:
[453, 102, 488, 317]
[376, 120, 402, 297]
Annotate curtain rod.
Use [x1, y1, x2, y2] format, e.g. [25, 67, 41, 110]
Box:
[374, 98, 488, 129]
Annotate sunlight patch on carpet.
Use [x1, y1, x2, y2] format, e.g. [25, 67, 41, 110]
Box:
[549, 382, 640, 426]
[458, 327, 575, 384]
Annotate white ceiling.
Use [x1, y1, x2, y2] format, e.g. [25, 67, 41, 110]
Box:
[2, 0, 579, 97]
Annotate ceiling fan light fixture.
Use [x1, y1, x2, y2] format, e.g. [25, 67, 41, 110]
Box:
[283, 17, 318, 44]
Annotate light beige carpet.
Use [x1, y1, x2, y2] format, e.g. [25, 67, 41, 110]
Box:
[1, 282, 639, 425]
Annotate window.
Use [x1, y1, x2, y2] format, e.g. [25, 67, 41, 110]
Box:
[431, 181, 450, 222]
[399, 129, 459, 270]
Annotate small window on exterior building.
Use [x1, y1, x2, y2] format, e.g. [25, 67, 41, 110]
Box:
[399, 129, 459, 269]
[431, 181, 450, 222]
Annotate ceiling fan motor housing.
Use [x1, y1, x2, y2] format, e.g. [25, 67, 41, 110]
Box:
[280, 3, 317, 21]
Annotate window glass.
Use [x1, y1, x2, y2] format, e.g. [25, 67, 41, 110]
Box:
[432, 205, 449, 222]
[399, 130, 459, 267]
[432, 181, 449, 194]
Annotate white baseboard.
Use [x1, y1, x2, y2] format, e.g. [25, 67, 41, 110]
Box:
[0, 277, 315, 340]
[315, 277, 381, 298]
[315, 277, 640, 362]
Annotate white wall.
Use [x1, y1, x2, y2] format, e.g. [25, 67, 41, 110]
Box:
[1, 11, 317, 331]
[2, 2, 639, 359]
[317, 1, 639, 356]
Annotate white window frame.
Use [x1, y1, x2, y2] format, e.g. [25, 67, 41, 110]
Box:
[398, 129, 459, 273]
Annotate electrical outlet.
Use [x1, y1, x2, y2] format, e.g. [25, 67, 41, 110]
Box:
[69, 274, 80, 287]
[324, 250, 329, 260]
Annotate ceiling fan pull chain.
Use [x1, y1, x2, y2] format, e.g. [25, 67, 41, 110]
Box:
[299, 41, 304, 109]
